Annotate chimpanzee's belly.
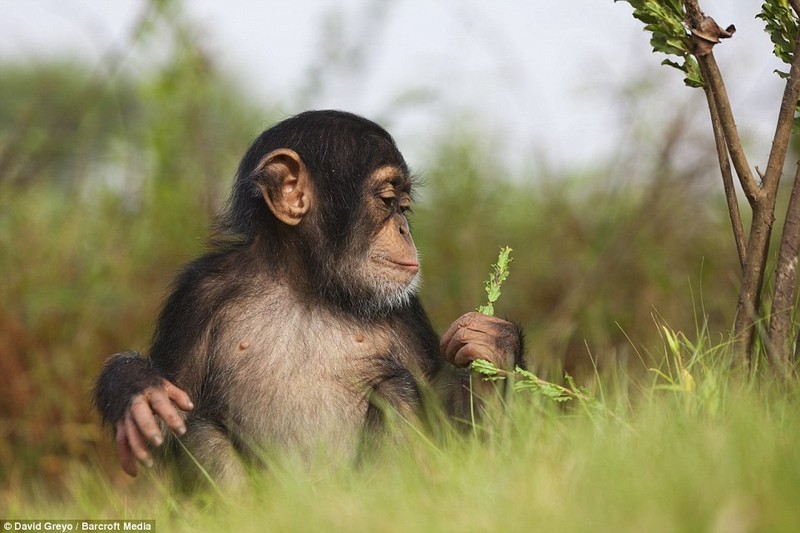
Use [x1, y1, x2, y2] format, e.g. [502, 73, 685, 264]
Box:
[216, 308, 403, 461]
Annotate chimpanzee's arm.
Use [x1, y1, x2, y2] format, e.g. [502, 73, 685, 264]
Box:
[93, 256, 225, 476]
[93, 351, 193, 476]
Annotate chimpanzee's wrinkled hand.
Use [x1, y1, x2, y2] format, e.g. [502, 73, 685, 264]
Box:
[440, 311, 522, 371]
[115, 379, 193, 477]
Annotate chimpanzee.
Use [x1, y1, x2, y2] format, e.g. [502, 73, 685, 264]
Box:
[94, 110, 524, 488]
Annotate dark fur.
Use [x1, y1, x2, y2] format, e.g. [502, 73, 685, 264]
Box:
[94, 352, 164, 426]
[93, 110, 524, 485]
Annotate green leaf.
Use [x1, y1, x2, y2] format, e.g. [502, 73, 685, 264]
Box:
[470, 359, 506, 382]
[621, 0, 705, 88]
[758, 0, 799, 73]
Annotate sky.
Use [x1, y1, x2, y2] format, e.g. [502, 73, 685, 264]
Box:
[0, 1, 787, 173]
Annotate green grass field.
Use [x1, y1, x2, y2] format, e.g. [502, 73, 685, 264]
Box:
[5, 357, 800, 532]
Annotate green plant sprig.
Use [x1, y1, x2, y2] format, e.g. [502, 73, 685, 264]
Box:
[471, 247, 625, 424]
[477, 246, 513, 317]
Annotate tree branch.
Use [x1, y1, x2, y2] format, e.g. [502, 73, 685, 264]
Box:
[684, 0, 760, 205]
[768, 162, 800, 372]
[699, 64, 746, 269]
[767, 5, 800, 370]
[697, 54, 762, 204]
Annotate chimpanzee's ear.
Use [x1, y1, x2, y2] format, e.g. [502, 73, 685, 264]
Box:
[255, 149, 313, 226]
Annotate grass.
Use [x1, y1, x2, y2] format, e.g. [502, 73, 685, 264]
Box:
[4, 339, 800, 532]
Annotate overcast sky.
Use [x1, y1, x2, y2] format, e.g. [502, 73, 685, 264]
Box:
[0, 1, 786, 172]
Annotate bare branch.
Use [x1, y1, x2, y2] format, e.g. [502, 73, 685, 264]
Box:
[696, 55, 761, 205]
[768, 8, 800, 369]
[768, 162, 800, 372]
[702, 83, 746, 269]
[684, 0, 760, 204]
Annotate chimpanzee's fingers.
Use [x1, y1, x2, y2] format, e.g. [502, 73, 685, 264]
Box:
[161, 379, 194, 413]
[130, 394, 164, 446]
[149, 387, 187, 436]
[442, 324, 475, 367]
[441, 316, 495, 367]
[440, 312, 503, 354]
[439, 312, 472, 356]
[124, 411, 153, 469]
[441, 312, 520, 369]
[440, 330, 462, 367]
[124, 412, 152, 467]
[453, 343, 495, 368]
[116, 420, 138, 477]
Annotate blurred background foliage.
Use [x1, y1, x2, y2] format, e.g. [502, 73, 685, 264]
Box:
[0, 0, 755, 494]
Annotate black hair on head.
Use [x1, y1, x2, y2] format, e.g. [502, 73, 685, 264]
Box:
[215, 110, 408, 248]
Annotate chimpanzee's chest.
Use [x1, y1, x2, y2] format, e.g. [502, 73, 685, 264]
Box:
[212, 309, 418, 461]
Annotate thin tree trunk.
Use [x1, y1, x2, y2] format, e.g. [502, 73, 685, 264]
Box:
[735, 30, 800, 363]
[769, 162, 800, 372]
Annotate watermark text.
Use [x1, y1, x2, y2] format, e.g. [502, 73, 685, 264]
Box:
[1, 521, 154, 532]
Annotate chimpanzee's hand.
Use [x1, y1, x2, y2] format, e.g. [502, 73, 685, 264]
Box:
[115, 379, 193, 477]
[440, 312, 522, 371]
